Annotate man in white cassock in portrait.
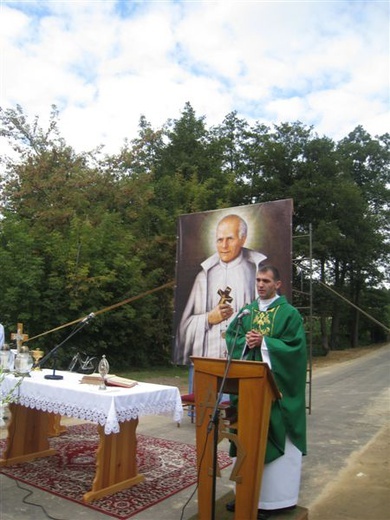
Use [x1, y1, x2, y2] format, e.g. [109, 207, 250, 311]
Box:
[176, 214, 266, 366]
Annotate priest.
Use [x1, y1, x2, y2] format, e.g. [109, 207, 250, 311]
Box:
[225, 264, 307, 520]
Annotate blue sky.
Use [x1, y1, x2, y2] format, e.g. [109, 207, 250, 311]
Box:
[0, 0, 388, 154]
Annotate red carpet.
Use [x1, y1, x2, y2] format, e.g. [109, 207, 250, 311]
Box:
[0, 422, 232, 519]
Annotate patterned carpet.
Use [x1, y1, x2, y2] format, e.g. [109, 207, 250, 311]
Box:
[0, 422, 231, 519]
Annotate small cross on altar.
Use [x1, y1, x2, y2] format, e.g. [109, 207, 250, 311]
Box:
[11, 322, 29, 353]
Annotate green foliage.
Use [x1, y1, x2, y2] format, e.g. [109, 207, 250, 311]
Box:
[0, 104, 388, 369]
[0, 367, 26, 405]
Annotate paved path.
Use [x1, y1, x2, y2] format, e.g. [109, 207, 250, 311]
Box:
[1, 344, 389, 519]
[301, 343, 390, 512]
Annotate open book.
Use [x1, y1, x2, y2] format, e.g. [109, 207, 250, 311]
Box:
[80, 373, 138, 388]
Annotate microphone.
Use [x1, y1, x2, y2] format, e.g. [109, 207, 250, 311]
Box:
[81, 312, 95, 324]
[237, 309, 250, 320]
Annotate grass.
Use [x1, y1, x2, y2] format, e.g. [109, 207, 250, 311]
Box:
[117, 364, 189, 378]
[116, 364, 190, 391]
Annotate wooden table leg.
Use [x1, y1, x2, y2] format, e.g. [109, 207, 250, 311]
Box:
[0, 403, 56, 466]
[83, 418, 145, 502]
[47, 413, 67, 437]
[0, 406, 144, 502]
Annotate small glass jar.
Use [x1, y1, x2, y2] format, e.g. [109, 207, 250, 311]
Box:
[14, 346, 34, 376]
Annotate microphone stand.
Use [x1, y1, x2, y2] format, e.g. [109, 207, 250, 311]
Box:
[207, 316, 243, 520]
[35, 313, 95, 380]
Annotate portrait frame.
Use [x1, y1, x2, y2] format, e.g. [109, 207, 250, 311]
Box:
[172, 199, 293, 364]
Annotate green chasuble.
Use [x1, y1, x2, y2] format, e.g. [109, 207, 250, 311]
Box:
[225, 295, 307, 464]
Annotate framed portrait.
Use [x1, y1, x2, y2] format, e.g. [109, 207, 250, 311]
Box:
[172, 199, 293, 364]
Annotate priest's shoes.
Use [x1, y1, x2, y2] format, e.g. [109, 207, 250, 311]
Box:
[258, 506, 297, 518]
[225, 501, 296, 518]
[257, 511, 273, 520]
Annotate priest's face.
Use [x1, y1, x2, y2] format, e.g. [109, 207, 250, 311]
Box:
[216, 217, 246, 263]
[256, 270, 281, 300]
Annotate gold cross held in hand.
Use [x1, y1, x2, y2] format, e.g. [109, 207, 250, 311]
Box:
[218, 286, 233, 305]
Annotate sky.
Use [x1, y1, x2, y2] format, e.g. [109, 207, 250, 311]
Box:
[0, 0, 388, 155]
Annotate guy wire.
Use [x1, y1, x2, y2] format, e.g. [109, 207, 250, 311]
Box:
[26, 280, 175, 343]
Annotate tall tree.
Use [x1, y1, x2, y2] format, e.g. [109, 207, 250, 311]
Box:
[1, 104, 388, 367]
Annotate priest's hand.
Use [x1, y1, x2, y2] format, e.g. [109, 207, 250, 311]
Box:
[245, 330, 263, 349]
[208, 303, 234, 325]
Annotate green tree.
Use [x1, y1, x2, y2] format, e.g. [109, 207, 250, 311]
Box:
[1, 104, 388, 368]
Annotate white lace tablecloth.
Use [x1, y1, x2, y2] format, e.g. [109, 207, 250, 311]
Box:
[1, 369, 183, 434]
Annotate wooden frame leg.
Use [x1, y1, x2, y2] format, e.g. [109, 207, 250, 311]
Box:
[0, 403, 56, 466]
[0, 405, 145, 503]
[47, 414, 67, 437]
[83, 419, 145, 502]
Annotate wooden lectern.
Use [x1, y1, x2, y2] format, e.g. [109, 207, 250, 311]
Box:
[192, 357, 281, 520]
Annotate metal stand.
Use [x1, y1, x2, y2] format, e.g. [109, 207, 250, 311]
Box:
[207, 318, 242, 520]
[36, 314, 95, 379]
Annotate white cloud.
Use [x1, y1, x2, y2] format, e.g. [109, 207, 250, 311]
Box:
[0, 0, 388, 154]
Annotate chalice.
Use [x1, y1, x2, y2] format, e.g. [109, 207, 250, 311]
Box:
[98, 355, 110, 390]
[31, 348, 44, 370]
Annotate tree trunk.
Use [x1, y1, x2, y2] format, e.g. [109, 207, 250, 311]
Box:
[320, 315, 329, 355]
[330, 305, 341, 350]
[350, 308, 360, 348]
[350, 277, 361, 348]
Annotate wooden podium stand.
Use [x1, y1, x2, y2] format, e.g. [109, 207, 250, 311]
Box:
[192, 357, 281, 520]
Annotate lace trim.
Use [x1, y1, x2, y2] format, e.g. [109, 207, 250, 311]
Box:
[1, 392, 183, 435]
[116, 401, 182, 423]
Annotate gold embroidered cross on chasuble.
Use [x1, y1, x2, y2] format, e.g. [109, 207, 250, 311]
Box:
[251, 306, 281, 336]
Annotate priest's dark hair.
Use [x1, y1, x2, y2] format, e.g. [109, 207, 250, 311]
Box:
[258, 265, 281, 281]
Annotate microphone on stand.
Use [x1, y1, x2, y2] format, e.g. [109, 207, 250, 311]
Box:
[237, 309, 250, 320]
[208, 307, 248, 520]
[208, 307, 249, 433]
[81, 312, 95, 324]
[37, 313, 96, 380]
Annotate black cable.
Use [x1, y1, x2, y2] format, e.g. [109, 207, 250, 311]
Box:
[5, 476, 67, 520]
[179, 425, 212, 520]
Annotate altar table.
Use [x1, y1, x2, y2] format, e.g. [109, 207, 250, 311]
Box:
[0, 370, 183, 502]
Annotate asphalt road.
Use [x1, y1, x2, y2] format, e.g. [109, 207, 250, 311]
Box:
[300, 343, 390, 508]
